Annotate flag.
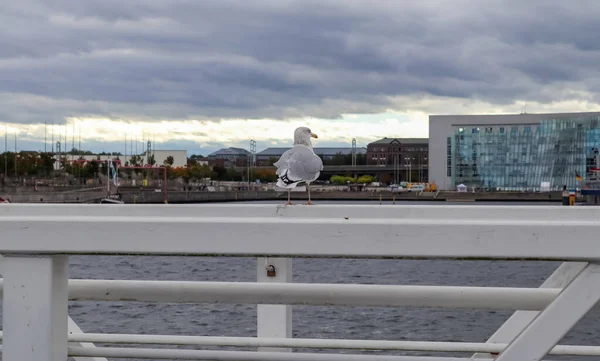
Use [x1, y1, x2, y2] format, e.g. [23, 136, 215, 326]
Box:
[110, 161, 118, 186]
[576, 171, 583, 181]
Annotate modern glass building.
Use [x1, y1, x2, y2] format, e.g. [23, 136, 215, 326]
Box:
[429, 112, 600, 190]
[450, 116, 600, 190]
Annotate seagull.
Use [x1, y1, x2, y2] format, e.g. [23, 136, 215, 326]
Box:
[274, 126, 324, 205]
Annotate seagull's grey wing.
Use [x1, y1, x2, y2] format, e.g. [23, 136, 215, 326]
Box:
[273, 149, 295, 175]
[286, 147, 323, 183]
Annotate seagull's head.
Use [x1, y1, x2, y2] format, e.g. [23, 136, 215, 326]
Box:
[294, 126, 318, 147]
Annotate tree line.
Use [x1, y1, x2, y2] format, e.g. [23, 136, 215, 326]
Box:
[0, 150, 369, 183]
[0, 151, 278, 183]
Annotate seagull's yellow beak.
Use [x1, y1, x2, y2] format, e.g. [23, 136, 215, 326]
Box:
[311, 133, 318, 139]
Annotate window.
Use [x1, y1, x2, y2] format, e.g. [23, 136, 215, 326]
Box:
[446, 137, 452, 176]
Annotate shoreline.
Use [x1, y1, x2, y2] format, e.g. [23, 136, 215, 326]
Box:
[1, 189, 564, 204]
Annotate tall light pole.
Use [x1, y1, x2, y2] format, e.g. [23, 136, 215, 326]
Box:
[14, 133, 17, 176]
[56, 141, 61, 171]
[248, 139, 256, 187]
[351, 138, 356, 167]
[4, 125, 7, 179]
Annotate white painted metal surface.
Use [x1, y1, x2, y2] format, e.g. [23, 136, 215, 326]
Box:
[0, 255, 107, 361]
[0, 204, 599, 260]
[0, 279, 583, 310]
[4, 202, 600, 220]
[497, 262, 600, 361]
[472, 261, 588, 359]
[67, 318, 108, 361]
[257, 257, 292, 352]
[67, 347, 488, 361]
[2, 255, 69, 361]
[1, 204, 600, 361]
[0, 332, 589, 355]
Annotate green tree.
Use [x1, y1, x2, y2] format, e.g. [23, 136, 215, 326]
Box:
[212, 165, 227, 180]
[164, 156, 174, 166]
[226, 167, 241, 181]
[330, 175, 357, 185]
[129, 155, 143, 167]
[189, 164, 213, 179]
[39, 153, 55, 174]
[357, 175, 375, 184]
[88, 160, 99, 176]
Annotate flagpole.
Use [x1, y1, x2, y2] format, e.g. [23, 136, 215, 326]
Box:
[4, 125, 7, 179]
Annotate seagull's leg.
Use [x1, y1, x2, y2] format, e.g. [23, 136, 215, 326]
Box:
[285, 189, 293, 205]
[306, 184, 313, 205]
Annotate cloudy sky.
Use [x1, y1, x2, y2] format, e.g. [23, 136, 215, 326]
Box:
[1, 0, 599, 156]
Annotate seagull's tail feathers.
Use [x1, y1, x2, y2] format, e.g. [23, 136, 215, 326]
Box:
[276, 169, 303, 189]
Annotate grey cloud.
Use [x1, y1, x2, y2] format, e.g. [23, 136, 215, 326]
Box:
[2, 0, 600, 125]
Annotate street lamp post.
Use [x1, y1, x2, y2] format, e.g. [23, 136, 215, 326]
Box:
[404, 156, 412, 183]
[351, 138, 356, 167]
[4, 126, 7, 180]
[248, 140, 256, 188]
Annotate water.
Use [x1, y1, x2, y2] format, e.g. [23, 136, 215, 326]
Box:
[3, 201, 600, 360]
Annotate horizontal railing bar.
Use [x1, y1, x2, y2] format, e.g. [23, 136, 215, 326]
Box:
[4, 203, 600, 222]
[0, 279, 571, 310]
[3, 205, 600, 260]
[1, 222, 599, 260]
[68, 280, 562, 309]
[53, 333, 600, 355]
[67, 346, 558, 361]
[2, 215, 600, 226]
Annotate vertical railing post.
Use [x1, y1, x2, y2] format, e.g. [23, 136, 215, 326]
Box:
[256, 257, 292, 352]
[2, 255, 69, 361]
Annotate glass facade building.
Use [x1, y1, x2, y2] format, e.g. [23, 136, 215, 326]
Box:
[449, 115, 600, 191]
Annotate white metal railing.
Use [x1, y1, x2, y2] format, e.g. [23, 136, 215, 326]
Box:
[2, 203, 600, 361]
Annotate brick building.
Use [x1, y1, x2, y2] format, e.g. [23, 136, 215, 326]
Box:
[207, 147, 251, 167]
[367, 137, 429, 182]
[256, 147, 366, 166]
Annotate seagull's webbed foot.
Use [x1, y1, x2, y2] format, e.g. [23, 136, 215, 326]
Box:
[284, 201, 293, 206]
[305, 200, 313, 205]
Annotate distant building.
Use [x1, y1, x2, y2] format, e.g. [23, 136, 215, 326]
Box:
[256, 147, 367, 166]
[208, 147, 251, 167]
[189, 155, 209, 166]
[429, 111, 600, 190]
[53, 154, 123, 170]
[145, 150, 187, 167]
[366, 137, 428, 166]
[53, 149, 188, 169]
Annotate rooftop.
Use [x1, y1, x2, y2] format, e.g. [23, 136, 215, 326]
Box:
[208, 147, 251, 157]
[368, 137, 429, 145]
[430, 111, 600, 118]
[257, 147, 367, 157]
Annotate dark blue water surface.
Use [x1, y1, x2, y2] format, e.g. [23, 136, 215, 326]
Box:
[4, 201, 600, 360]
